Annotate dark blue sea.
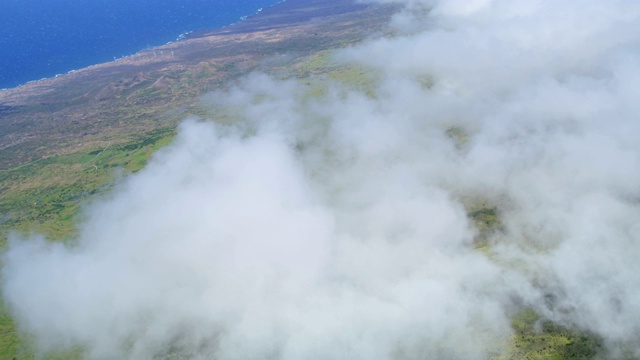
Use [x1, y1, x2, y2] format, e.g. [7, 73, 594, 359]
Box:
[0, 0, 281, 89]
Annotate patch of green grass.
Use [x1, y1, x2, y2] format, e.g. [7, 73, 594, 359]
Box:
[0, 127, 175, 244]
[326, 64, 378, 96]
[0, 305, 18, 360]
[493, 309, 603, 360]
[135, 87, 157, 98]
[464, 199, 503, 253]
[463, 200, 605, 360]
[0, 299, 87, 360]
[0, 127, 176, 359]
[469, 206, 501, 234]
[292, 51, 379, 98]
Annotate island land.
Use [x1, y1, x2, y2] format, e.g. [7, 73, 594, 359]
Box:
[0, 0, 605, 359]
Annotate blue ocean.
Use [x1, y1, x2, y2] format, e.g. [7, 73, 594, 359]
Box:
[0, 0, 281, 89]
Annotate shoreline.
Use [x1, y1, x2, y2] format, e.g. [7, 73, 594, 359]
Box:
[0, 0, 395, 169]
[0, 0, 378, 97]
[0, 0, 287, 92]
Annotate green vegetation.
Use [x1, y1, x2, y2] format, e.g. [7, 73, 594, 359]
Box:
[0, 306, 18, 360]
[495, 309, 603, 360]
[469, 204, 501, 235]
[0, 127, 175, 245]
[0, 298, 88, 360]
[0, 127, 175, 359]
[464, 197, 503, 253]
[464, 198, 609, 360]
[291, 50, 380, 97]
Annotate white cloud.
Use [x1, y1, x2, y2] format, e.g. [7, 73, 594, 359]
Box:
[5, 0, 640, 358]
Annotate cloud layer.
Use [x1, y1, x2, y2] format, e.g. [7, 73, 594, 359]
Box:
[4, 0, 640, 358]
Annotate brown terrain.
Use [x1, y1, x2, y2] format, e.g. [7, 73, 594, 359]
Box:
[0, 0, 397, 170]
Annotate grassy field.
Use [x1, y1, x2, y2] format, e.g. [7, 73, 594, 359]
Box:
[0, 127, 175, 244]
[0, 126, 177, 359]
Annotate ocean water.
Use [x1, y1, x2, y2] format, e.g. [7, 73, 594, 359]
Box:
[0, 0, 281, 89]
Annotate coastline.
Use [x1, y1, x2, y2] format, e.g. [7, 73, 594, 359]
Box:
[0, 0, 395, 169]
[0, 0, 374, 93]
[0, 0, 286, 91]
